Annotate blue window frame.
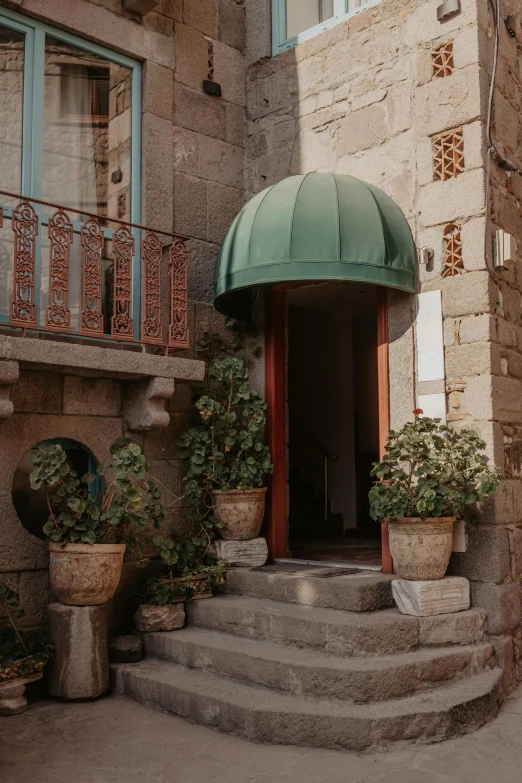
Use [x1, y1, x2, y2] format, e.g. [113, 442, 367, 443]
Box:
[272, 0, 381, 56]
[0, 6, 142, 338]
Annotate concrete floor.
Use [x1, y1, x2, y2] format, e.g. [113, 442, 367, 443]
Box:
[1, 690, 522, 783]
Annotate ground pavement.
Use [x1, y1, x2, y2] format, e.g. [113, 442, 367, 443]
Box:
[1, 689, 522, 782]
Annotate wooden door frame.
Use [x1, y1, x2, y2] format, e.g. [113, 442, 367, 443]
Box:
[264, 284, 392, 571]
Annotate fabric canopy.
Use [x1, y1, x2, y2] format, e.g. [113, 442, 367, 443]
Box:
[214, 173, 416, 320]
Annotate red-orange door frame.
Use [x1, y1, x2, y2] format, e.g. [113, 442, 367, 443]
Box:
[265, 285, 392, 571]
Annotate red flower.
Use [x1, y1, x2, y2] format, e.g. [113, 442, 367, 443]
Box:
[413, 408, 423, 415]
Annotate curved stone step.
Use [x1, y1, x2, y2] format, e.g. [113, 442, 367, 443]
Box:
[187, 594, 488, 656]
[225, 567, 394, 612]
[112, 659, 502, 751]
[143, 627, 494, 702]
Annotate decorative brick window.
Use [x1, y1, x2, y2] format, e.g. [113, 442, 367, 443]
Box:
[442, 223, 463, 277]
[433, 128, 464, 181]
[432, 41, 454, 77]
[204, 35, 214, 81]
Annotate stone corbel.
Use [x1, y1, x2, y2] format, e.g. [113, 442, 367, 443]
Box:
[0, 360, 19, 420]
[123, 376, 175, 431]
[122, 0, 160, 16]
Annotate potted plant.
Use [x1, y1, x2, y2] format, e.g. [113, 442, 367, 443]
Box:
[179, 331, 273, 541]
[369, 416, 500, 580]
[0, 583, 53, 715]
[29, 438, 168, 606]
[134, 535, 226, 632]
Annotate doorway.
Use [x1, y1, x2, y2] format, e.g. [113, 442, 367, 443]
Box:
[287, 282, 381, 567]
[265, 282, 391, 570]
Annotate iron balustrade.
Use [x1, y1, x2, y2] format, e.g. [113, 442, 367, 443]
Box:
[0, 188, 189, 352]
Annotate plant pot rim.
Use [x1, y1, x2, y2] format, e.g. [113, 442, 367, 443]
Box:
[48, 543, 126, 554]
[388, 516, 456, 525]
[0, 671, 43, 690]
[212, 487, 268, 496]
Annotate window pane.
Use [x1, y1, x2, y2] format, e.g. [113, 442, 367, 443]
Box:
[43, 37, 132, 221]
[286, 0, 335, 38]
[0, 24, 24, 197]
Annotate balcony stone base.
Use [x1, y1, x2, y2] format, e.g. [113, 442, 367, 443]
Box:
[0, 335, 204, 430]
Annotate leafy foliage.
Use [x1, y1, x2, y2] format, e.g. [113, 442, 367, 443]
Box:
[0, 583, 53, 680]
[29, 438, 169, 546]
[179, 330, 273, 505]
[369, 417, 500, 523]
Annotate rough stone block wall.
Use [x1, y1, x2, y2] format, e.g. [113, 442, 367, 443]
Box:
[244, 0, 522, 691]
[0, 368, 194, 633]
[0, 0, 246, 628]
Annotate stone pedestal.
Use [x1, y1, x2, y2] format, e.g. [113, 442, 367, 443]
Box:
[214, 537, 268, 567]
[392, 577, 470, 617]
[47, 603, 109, 700]
[134, 603, 185, 632]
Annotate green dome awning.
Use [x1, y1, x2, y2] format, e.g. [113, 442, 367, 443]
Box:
[214, 173, 416, 320]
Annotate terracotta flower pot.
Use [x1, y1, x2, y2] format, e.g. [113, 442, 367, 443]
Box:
[48, 543, 126, 606]
[388, 517, 455, 581]
[212, 488, 267, 541]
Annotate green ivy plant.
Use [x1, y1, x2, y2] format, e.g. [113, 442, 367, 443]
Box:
[369, 417, 500, 523]
[0, 583, 53, 682]
[29, 438, 171, 546]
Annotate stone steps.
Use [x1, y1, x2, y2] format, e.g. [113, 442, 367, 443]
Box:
[112, 659, 502, 751]
[224, 566, 394, 612]
[187, 594, 488, 656]
[142, 627, 494, 702]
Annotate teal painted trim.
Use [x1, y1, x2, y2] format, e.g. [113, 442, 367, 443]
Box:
[30, 28, 45, 200]
[0, 6, 139, 69]
[272, 0, 382, 56]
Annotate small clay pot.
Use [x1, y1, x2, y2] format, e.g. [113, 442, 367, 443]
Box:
[212, 488, 267, 541]
[388, 517, 455, 581]
[49, 543, 126, 606]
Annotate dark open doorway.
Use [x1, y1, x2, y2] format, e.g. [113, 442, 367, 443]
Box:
[287, 282, 381, 567]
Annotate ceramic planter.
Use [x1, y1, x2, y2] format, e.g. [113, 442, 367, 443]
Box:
[388, 517, 455, 581]
[48, 543, 126, 606]
[0, 672, 42, 716]
[212, 488, 267, 540]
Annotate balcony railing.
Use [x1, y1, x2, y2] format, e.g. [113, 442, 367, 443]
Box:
[0, 189, 189, 352]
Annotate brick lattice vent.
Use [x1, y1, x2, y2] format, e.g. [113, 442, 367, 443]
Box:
[433, 128, 464, 181]
[442, 222, 463, 277]
[204, 35, 214, 81]
[432, 41, 454, 77]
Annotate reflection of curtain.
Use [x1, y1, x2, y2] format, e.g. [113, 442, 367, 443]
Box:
[43, 63, 98, 215]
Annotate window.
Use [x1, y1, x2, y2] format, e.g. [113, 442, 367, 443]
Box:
[272, 0, 380, 55]
[0, 7, 141, 334]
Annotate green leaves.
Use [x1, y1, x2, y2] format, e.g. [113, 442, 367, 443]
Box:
[368, 417, 500, 523]
[29, 439, 171, 548]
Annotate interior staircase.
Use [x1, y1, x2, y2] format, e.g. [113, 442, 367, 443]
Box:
[112, 564, 503, 751]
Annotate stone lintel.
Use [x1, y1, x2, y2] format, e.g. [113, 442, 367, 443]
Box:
[392, 577, 470, 617]
[122, 0, 160, 16]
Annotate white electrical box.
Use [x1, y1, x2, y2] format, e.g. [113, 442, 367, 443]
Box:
[494, 229, 517, 270]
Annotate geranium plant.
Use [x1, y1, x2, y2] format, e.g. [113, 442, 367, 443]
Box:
[179, 331, 273, 510]
[369, 417, 500, 523]
[0, 583, 53, 684]
[29, 438, 169, 546]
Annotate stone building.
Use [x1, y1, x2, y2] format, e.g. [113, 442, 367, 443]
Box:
[1, 0, 522, 749]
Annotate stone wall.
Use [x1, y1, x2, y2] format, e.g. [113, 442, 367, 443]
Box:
[0, 0, 238, 627]
[0, 367, 193, 633]
[244, 0, 522, 692]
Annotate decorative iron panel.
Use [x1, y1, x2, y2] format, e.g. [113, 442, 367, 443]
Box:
[46, 210, 73, 332]
[80, 218, 104, 338]
[111, 225, 134, 341]
[168, 238, 189, 349]
[141, 231, 163, 346]
[10, 201, 38, 328]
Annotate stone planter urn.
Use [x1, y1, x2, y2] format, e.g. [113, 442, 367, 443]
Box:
[388, 517, 455, 581]
[212, 488, 267, 540]
[0, 672, 42, 716]
[49, 543, 126, 605]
